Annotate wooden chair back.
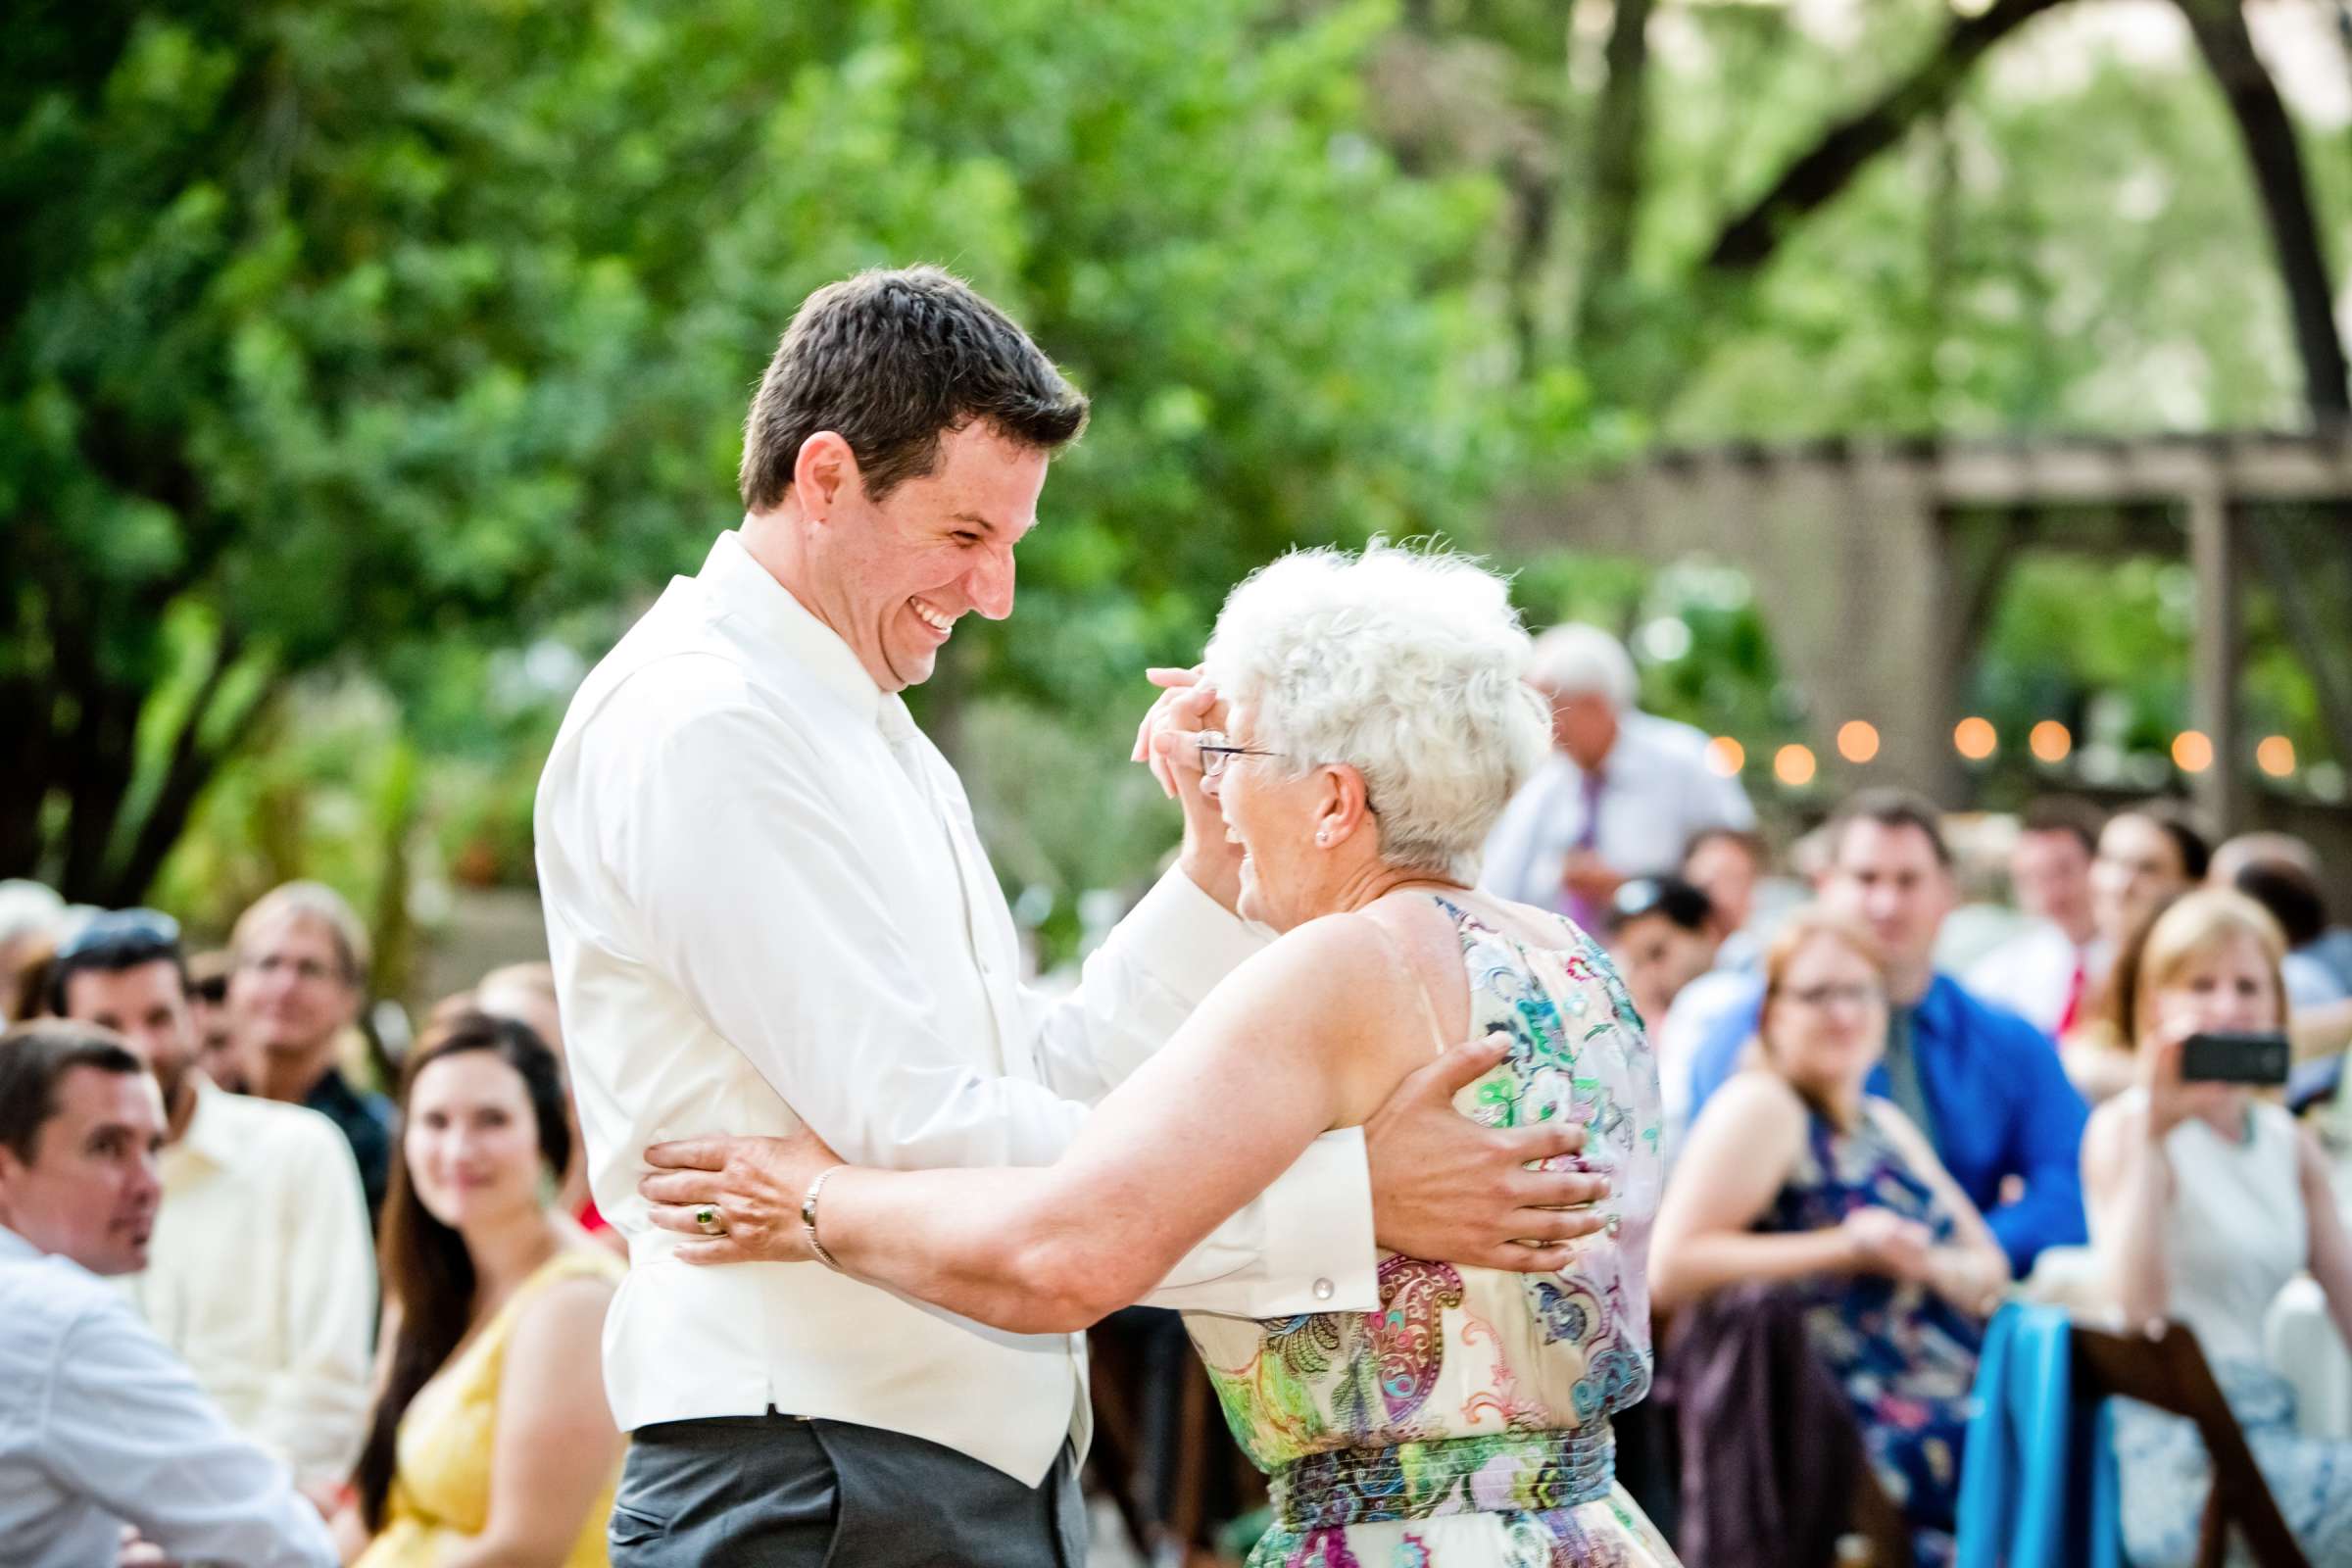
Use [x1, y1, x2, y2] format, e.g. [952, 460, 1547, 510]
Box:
[2072, 1321, 2309, 1568]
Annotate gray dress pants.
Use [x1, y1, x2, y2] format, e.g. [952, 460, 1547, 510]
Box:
[608, 1413, 1086, 1567]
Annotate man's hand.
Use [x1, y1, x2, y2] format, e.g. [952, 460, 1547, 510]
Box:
[1560, 850, 1624, 906]
[1363, 1033, 1612, 1272]
[1130, 664, 1244, 912]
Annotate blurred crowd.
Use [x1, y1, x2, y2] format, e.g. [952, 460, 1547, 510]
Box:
[4, 616, 2352, 1566]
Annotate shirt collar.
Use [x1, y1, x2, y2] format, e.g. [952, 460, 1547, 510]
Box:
[1913, 972, 1962, 1036]
[176, 1075, 243, 1169]
[0, 1222, 38, 1263]
[698, 530, 885, 725]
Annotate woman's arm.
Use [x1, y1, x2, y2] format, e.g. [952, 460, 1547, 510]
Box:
[1866, 1101, 2010, 1313]
[2297, 1124, 2352, 1353]
[651, 913, 1603, 1335]
[2080, 1093, 2174, 1327]
[435, 1274, 622, 1568]
[1649, 1073, 1851, 1309]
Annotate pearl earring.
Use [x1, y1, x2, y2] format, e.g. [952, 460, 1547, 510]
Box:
[1315, 831, 1331, 846]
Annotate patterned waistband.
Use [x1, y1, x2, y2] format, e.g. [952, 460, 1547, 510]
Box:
[1267, 1427, 1614, 1533]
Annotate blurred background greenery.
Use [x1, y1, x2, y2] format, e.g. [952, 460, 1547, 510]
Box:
[11, 0, 2351, 990]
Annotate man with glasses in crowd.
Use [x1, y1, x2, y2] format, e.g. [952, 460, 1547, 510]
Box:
[49, 907, 374, 1494]
[0, 1018, 336, 1567]
[1683, 788, 2090, 1278]
[227, 881, 394, 1222]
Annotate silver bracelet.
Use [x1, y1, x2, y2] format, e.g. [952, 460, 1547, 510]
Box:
[800, 1164, 848, 1273]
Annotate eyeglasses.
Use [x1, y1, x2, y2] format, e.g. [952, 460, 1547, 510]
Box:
[1195, 730, 1285, 782]
[1780, 981, 1883, 1012]
[54, 907, 182, 966]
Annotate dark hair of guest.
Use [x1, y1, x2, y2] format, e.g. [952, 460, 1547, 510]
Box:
[352, 1008, 570, 1531]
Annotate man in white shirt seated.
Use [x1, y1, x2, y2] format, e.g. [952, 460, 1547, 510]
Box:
[1480, 622, 1756, 934]
[538, 267, 1610, 1566]
[1962, 800, 2104, 1038]
[50, 907, 374, 1488]
[0, 1019, 336, 1568]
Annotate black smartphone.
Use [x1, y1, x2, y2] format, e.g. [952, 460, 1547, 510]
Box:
[2180, 1030, 2291, 1086]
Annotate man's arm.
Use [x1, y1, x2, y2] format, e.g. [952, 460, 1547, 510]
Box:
[47, 1298, 336, 1568]
[1983, 1016, 2092, 1275]
[255, 1116, 375, 1484]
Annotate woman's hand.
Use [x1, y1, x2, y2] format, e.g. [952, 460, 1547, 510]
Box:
[639, 1126, 845, 1265]
[1838, 1206, 1935, 1282]
[1131, 663, 1244, 911]
[1925, 1246, 2008, 1317]
[2135, 1019, 2233, 1142]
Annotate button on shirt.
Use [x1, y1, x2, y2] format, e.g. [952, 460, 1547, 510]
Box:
[122, 1078, 374, 1484]
[535, 531, 1378, 1487]
[0, 1225, 335, 1568]
[1480, 712, 1755, 912]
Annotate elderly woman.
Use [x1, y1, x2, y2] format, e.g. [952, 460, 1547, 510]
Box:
[641, 544, 1676, 1567]
[2082, 888, 2352, 1567]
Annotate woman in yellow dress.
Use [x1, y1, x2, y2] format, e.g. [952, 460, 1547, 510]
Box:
[336, 1009, 624, 1566]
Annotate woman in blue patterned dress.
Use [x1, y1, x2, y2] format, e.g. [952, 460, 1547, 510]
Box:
[641, 542, 1677, 1565]
[1649, 908, 2007, 1567]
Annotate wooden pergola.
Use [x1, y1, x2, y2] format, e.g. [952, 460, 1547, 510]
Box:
[1496, 431, 2352, 836]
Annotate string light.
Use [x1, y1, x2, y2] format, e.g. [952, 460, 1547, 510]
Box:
[2171, 730, 2214, 773]
[2029, 720, 2072, 764]
[1704, 737, 1744, 777]
[1774, 744, 1818, 787]
[1837, 720, 1880, 764]
[2257, 735, 2296, 778]
[1953, 716, 1997, 761]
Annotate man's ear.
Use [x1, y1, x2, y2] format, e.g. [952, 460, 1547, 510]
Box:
[792, 431, 861, 522]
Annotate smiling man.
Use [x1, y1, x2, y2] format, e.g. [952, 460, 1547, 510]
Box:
[536, 267, 1606, 1566]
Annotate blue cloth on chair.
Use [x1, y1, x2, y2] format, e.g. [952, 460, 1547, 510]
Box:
[1955, 1301, 2123, 1568]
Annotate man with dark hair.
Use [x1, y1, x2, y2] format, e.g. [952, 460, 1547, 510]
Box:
[539, 267, 1603, 1564]
[0, 1020, 334, 1568]
[1963, 798, 2104, 1037]
[1684, 788, 2089, 1275]
[52, 908, 373, 1488]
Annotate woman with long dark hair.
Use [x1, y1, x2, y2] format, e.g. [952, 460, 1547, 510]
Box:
[334, 1010, 622, 1567]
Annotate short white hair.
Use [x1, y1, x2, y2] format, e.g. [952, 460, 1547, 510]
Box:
[1527, 622, 1637, 710]
[1202, 541, 1551, 882]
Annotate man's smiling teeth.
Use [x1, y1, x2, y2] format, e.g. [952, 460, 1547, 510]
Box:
[911, 599, 955, 632]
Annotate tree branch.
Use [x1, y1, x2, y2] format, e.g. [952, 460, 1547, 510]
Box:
[2171, 0, 2350, 419]
[1574, 0, 1654, 345]
[103, 634, 262, 905]
[1702, 0, 2072, 275]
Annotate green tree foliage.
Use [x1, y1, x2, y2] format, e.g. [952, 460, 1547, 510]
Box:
[5, 0, 1547, 906]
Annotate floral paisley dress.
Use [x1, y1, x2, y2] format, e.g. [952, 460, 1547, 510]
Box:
[1185, 896, 1678, 1567]
[1754, 1104, 1984, 1568]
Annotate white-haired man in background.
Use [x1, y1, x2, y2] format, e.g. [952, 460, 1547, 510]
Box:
[1481, 622, 1755, 935]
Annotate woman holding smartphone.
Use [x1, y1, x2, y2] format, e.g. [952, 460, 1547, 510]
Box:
[2082, 887, 2352, 1567]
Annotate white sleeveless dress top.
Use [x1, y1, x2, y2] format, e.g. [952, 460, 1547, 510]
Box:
[2153, 1094, 2307, 1368]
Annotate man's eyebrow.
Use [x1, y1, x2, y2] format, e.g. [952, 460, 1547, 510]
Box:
[950, 511, 1039, 536]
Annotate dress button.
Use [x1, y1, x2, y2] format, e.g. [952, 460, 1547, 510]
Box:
[1312, 1278, 1335, 1301]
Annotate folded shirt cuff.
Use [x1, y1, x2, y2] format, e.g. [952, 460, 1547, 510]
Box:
[1113, 864, 1269, 1005]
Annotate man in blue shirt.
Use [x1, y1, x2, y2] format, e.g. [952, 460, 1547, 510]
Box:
[1685, 789, 2088, 1276]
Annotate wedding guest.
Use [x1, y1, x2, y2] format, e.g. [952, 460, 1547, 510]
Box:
[336, 1010, 622, 1567]
[50, 909, 373, 1487]
[1963, 800, 2103, 1038]
[473, 961, 620, 1252]
[0, 1019, 335, 1568]
[1605, 876, 1721, 1033]
[1481, 623, 1754, 933]
[229, 883, 394, 1221]
[1653, 908, 2005, 1567]
[2081, 889, 2352, 1566]
[186, 948, 242, 1090]
[1686, 789, 2088, 1275]
[1682, 826, 1766, 968]
[2065, 804, 2208, 1101]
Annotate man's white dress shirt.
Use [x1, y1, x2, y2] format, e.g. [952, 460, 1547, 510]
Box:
[535, 531, 1377, 1486]
[1960, 923, 2093, 1040]
[1479, 711, 1756, 910]
[0, 1225, 335, 1568]
[122, 1077, 374, 1484]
